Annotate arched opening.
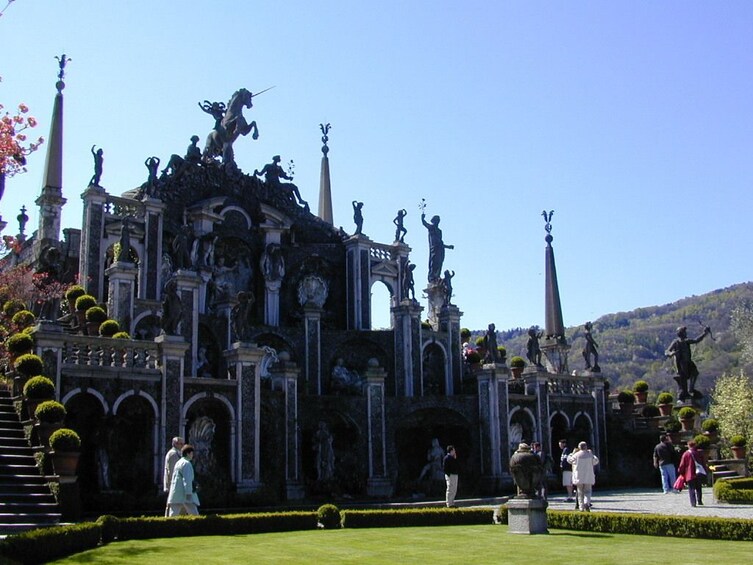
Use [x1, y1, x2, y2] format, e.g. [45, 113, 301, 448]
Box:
[111, 395, 155, 494]
[422, 343, 446, 396]
[370, 280, 392, 330]
[184, 398, 232, 503]
[63, 393, 105, 497]
[509, 408, 535, 451]
[573, 413, 594, 448]
[302, 412, 363, 496]
[550, 412, 569, 455]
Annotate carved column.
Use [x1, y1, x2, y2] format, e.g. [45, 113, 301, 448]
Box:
[478, 363, 510, 488]
[141, 197, 165, 300]
[155, 334, 190, 471]
[391, 299, 423, 397]
[271, 353, 304, 499]
[591, 377, 607, 465]
[263, 279, 282, 326]
[173, 270, 201, 376]
[526, 367, 552, 452]
[105, 261, 137, 332]
[79, 185, 108, 299]
[225, 342, 265, 492]
[365, 360, 393, 496]
[344, 235, 372, 330]
[438, 304, 463, 395]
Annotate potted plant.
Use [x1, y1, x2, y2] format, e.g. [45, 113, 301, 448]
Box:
[12, 353, 44, 394]
[678, 406, 696, 432]
[701, 418, 720, 443]
[664, 417, 681, 442]
[22, 375, 55, 420]
[34, 400, 67, 448]
[99, 319, 120, 338]
[496, 345, 507, 363]
[2, 298, 26, 319]
[49, 428, 81, 478]
[74, 294, 97, 329]
[11, 309, 35, 330]
[730, 435, 747, 460]
[632, 380, 649, 404]
[656, 392, 674, 416]
[112, 331, 131, 339]
[617, 390, 636, 415]
[5, 332, 33, 359]
[510, 356, 526, 379]
[64, 285, 86, 314]
[465, 350, 482, 369]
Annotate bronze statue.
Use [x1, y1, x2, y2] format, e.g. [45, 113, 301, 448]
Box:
[526, 328, 543, 367]
[117, 216, 132, 263]
[255, 155, 309, 211]
[421, 213, 453, 283]
[393, 209, 407, 243]
[231, 291, 255, 342]
[402, 261, 416, 301]
[665, 325, 711, 401]
[90, 145, 104, 186]
[200, 88, 259, 165]
[161, 280, 182, 335]
[144, 156, 160, 196]
[484, 323, 498, 363]
[442, 269, 455, 306]
[582, 321, 600, 372]
[352, 201, 364, 235]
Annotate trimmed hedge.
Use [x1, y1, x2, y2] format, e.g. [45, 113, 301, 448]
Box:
[0, 522, 102, 565]
[546, 509, 753, 541]
[117, 511, 318, 540]
[713, 478, 753, 504]
[317, 504, 341, 529]
[341, 507, 495, 528]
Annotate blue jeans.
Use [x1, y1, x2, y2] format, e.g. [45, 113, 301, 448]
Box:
[659, 464, 677, 493]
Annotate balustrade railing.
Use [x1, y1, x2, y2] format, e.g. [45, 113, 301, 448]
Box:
[60, 336, 159, 371]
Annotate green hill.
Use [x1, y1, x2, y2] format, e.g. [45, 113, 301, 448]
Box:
[494, 282, 753, 399]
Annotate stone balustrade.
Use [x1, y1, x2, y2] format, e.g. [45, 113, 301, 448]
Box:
[60, 335, 159, 371]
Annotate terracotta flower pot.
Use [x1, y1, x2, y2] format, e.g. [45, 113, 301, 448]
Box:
[51, 450, 80, 476]
[680, 418, 694, 432]
[635, 391, 648, 404]
[658, 404, 673, 417]
[731, 446, 747, 460]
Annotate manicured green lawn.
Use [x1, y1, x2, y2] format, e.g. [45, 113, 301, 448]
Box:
[51, 525, 752, 564]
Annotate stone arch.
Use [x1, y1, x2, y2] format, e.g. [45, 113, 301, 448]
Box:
[183, 393, 235, 493]
[62, 391, 106, 495]
[572, 411, 595, 447]
[369, 279, 393, 330]
[394, 406, 472, 496]
[509, 406, 537, 450]
[109, 393, 157, 493]
[421, 341, 448, 396]
[328, 338, 389, 396]
[219, 205, 254, 230]
[197, 322, 224, 378]
[132, 310, 161, 341]
[549, 411, 570, 455]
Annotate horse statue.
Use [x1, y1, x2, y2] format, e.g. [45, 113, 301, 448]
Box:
[200, 88, 259, 164]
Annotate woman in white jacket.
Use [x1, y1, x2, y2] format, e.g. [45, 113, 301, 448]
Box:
[167, 444, 200, 517]
[567, 441, 599, 511]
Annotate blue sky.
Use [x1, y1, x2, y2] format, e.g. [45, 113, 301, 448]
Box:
[2, 1, 752, 331]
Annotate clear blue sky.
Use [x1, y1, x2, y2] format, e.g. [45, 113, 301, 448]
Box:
[2, 1, 752, 332]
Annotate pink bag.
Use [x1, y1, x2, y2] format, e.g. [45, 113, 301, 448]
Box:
[673, 475, 685, 491]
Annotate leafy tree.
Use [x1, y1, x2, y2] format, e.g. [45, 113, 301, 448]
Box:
[731, 302, 753, 364]
[709, 372, 753, 454]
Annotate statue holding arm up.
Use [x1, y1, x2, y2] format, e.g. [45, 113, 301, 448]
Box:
[665, 325, 711, 401]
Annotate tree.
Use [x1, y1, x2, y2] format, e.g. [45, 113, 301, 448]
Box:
[731, 302, 753, 364]
[709, 372, 753, 455]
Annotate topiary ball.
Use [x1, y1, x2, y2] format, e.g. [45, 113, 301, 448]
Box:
[99, 319, 120, 337]
[6, 332, 33, 356]
[14, 353, 44, 377]
[49, 427, 81, 451]
[23, 376, 55, 400]
[11, 309, 35, 329]
[317, 504, 341, 529]
[34, 400, 67, 424]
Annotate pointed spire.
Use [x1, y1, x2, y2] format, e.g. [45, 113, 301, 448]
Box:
[542, 210, 566, 342]
[35, 54, 69, 247]
[317, 123, 333, 224]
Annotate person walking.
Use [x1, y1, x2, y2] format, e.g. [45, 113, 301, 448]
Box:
[166, 444, 200, 517]
[677, 440, 707, 507]
[653, 434, 678, 494]
[163, 436, 185, 517]
[443, 445, 460, 507]
[567, 441, 599, 511]
[558, 439, 575, 502]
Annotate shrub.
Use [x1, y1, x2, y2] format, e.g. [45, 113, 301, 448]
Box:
[317, 504, 341, 529]
[641, 404, 660, 418]
[2, 298, 26, 317]
[6, 332, 33, 356]
[99, 319, 120, 337]
[14, 353, 44, 377]
[510, 356, 526, 369]
[701, 418, 720, 433]
[633, 380, 649, 393]
[496, 346, 507, 360]
[64, 285, 86, 303]
[341, 507, 495, 528]
[97, 515, 120, 544]
[23, 376, 55, 399]
[617, 390, 636, 404]
[0, 522, 102, 564]
[85, 306, 107, 324]
[657, 392, 674, 405]
[730, 434, 747, 447]
[460, 328, 471, 342]
[713, 477, 753, 504]
[112, 331, 131, 339]
[678, 407, 697, 420]
[34, 400, 66, 424]
[74, 294, 97, 312]
[11, 309, 35, 328]
[49, 428, 81, 451]
[465, 351, 481, 364]
[693, 434, 711, 450]
[664, 418, 681, 433]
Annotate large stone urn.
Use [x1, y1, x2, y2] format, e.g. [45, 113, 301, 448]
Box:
[507, 443, 548, 534]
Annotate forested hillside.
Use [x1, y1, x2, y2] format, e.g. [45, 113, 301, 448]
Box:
[491, 282, 753, 398]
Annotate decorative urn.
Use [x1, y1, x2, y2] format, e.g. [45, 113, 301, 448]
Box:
[509, 443, 545, 499]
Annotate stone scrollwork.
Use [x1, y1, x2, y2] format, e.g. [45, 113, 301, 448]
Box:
[297, 275, 328, 308]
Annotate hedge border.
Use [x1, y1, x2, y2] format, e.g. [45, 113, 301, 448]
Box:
[713, 478, 753, 504]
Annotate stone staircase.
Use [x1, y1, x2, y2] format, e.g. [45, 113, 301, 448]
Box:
[0, 389, 61, 535]
[709, 459, 748, 485]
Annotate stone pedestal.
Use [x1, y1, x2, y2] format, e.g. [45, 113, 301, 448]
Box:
[507, 498, 548, 534]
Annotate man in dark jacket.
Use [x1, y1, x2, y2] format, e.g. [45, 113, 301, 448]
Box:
[653, 434, 678, 494]
[558, 439, 575, 502]
[443, 445, 460, 507]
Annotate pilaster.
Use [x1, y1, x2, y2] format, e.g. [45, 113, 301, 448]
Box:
[344, 234, 372, 330]
[105, 261, 137, 331]
[155, 334, 190, 457]
[303, 304, 322, 395]
[79, 185, 108, 299]
[141, 197, 165, 300]
[271, 353, 304, 499]
[365, 360, 393, 496]
[173, 270, 201, 375]
[391, 299, 423, 397]
[439, 304, 463, 395]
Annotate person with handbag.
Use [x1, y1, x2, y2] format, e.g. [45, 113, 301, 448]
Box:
[677, 439, 707, 507]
